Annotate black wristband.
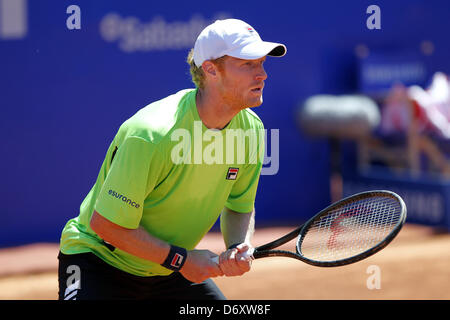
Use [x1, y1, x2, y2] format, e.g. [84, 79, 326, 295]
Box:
[227, 243, 241, 250]
[161, 245, 187, 271]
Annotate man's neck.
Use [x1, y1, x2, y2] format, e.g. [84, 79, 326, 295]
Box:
[195, 88, 240, 130]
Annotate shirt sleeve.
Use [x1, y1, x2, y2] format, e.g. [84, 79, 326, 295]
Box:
[225, 127, 265, 213]
[94, 136, 155, 229]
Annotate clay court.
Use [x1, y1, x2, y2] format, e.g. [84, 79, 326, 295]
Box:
[0, 223, 449, 300]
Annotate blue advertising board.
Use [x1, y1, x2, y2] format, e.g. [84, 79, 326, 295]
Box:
[343, 170, 450, 230]
[358, 51, 430, 97]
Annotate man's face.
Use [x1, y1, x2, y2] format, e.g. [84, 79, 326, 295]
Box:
[215, 56, 268, 109]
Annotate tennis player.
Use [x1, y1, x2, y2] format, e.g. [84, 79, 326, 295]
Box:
[58, 18, 286, 300]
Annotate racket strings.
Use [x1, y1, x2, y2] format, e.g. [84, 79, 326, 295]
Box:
[299, 196, 403, 262]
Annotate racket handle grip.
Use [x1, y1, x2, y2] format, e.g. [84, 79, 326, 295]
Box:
[211, 248, 255, 264]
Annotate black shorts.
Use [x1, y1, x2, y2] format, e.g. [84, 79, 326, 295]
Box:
[58, 251, 226, 300]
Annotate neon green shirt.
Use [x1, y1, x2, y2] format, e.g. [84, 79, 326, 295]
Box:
[59, 89, 265, 276]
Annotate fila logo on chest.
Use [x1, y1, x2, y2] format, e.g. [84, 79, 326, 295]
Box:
[226, 167, 239, 180]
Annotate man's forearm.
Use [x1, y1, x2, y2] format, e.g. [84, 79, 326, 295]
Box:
[90, 210, 170, 264]
[90, 210, 224, 282]
[220, 208, 255, 248]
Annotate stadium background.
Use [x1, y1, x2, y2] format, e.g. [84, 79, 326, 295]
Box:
[1, 0, 450, 301]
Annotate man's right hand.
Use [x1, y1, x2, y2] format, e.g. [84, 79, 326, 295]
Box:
[180, 249, 224, 283]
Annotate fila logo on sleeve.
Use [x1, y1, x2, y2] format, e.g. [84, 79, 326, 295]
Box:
[170, 253, 184, 268]
[226, 167, 239, 180]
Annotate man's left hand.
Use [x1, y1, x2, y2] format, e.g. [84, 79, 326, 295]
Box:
[217, 243, 253, 277]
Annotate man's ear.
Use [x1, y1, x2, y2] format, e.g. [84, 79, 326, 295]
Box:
[202, 61, 218, 78]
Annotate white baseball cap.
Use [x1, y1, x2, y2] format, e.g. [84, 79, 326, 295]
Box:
[193, 19, 287, 67]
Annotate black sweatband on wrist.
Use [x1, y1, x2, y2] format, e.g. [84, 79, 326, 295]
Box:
[161, 245, 187, 271]
[227, 243, 241, 250]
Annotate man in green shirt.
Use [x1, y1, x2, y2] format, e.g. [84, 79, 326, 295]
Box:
[58, 18, 286, 300]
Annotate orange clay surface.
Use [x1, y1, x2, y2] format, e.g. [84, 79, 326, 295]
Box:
[0, 224, 449, 300]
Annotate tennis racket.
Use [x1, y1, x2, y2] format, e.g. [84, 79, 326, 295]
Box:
[216, 190, 406, 267]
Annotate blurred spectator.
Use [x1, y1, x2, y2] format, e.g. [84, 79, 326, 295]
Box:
[408, 72, 450, 139]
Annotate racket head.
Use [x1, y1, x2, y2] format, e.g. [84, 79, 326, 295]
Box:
[295, 190, 407, 267]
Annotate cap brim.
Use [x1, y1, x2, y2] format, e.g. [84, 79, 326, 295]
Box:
[226, 41, 287, 60]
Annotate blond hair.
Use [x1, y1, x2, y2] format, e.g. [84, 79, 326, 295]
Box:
[186, 48, 226, 89]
